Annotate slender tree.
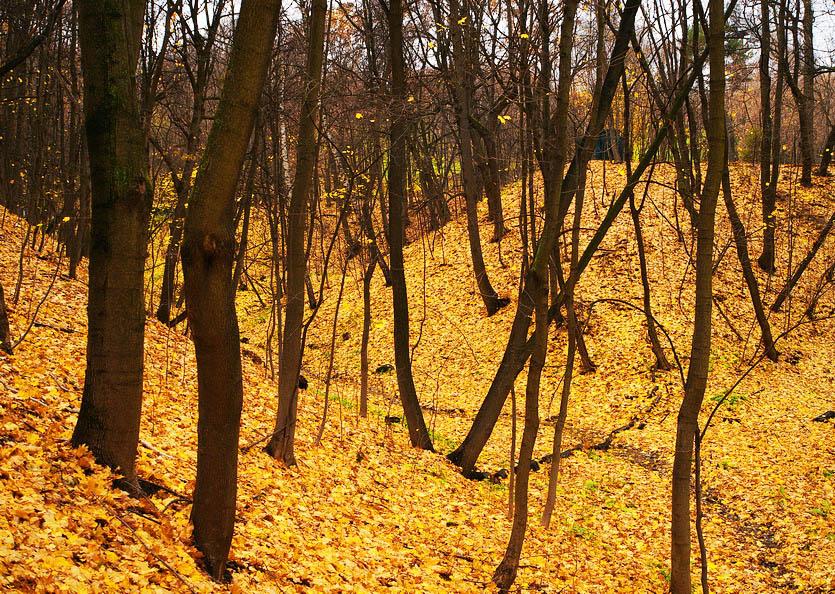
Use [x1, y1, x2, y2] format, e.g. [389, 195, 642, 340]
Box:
[670, 0, 724, 588]
[180, 0, 280, 578]
[266, 0, 328, 465]
[800, 0, 814, 186]
[448, 0, 642, 476]
[0, 282, 12, 354]
[448, 0, 507, 316]
[493, 0, 578, 587]
[384, 0, 433, 451]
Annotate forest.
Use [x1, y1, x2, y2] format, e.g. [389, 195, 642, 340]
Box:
[1, 0, 834, 591]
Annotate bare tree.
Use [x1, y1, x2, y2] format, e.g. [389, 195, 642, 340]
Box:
[181, 0, 280, 577]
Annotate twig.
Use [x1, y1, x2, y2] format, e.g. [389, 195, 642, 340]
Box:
[47, 371, 71, 392]
[11, 251, 63, 350]
[162, 497, 192, 514]
[102, 502, 198, 594]
[139, 439, 175, 460]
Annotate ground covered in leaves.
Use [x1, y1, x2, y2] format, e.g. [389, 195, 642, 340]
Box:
[1, 163, 834, 592]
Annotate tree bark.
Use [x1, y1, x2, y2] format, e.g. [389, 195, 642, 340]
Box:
[181, 0, 279, 579]
[670, 0, 724, 588]
[266, 0, 328, 465]
[71, 0, 150, 493]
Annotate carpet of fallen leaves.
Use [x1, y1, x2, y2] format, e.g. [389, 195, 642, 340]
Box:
[1, 162, 834, 593]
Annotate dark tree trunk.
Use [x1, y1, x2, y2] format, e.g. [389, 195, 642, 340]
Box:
[760, 0, 787, 273]
[470, 118, 507, 240]
[448, 0, 642, 476]
[0, 282, 12, 354]
[156, 181, 190, 324]
[232, 152, 257, 296]
[360, 258, 376, 418]
[758, 0, 775, 272]
[266, 0, 328, 465]
[629, 172, 671, 370]
[799, 0, 814, 187]
[69, 135, 91, 280]
[71, 0, 151, 493]
[771, 209, 835, 312]
[180, 0, 279, 579]
[721, 137, 778, 362]
[670, 0, 724, 588]
[449, 0, 506, 317]
[817, 124, 835, 176]
[386, 0, 433, 451]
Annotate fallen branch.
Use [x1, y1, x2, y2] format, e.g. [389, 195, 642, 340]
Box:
[538, 385, 663, 466]
[468, 386, 664, 480]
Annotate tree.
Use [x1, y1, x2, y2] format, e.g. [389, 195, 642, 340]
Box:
[384, 0, 433, 451]
[448, 0, 507, 317]
[154, 0, 226, 325]
[266, 0, 328, 466]
[448, 0, 643, 477]
[180, 0, 280, 578]
[493, 0, 578, 587]
[71, 0, 151, 494]
[670, 0, 724, 588]
[0, 281, 12, 354]
[758, 0, 787, 273]
[800, 0, 814, 186]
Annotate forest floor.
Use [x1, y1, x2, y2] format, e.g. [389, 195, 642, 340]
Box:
[1, 162, 834, 593]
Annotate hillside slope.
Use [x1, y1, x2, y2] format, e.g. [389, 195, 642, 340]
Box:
[1, 162, 834, 592]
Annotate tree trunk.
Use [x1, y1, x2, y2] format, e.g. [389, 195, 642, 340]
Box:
[721, 137, 778, 361]
[630, 186, 671, 371]
[69, 134, 91, 280]
[181, 0, 279, 579]
[758, 0, 776, 272]
[799, 0, 814, 187]
[449, 0, 507, 317]
[360, 258, 376, 418]
[817, 124, 835, 176]
[448, 0, 642, 476]
[470, 118, 507, 240]
[232, 153, 257, 296]
[0, 282, 12, 354]
[386, 0, 433, 451]
[771, 209, 835, 312]
[266, 0, 328, 465]
[71, 0, 150, 493]
[156, 175, 191, 324]
[761, 0, 787, 273]
[670, 0, 724, 588]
